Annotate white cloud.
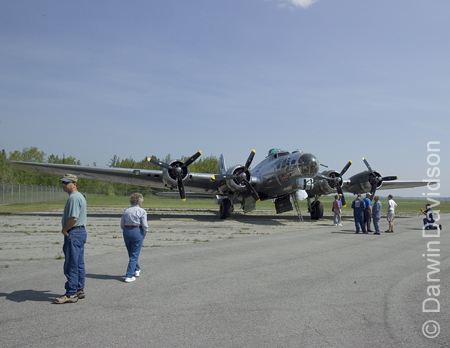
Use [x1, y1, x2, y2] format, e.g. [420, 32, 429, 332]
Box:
[281, 0, 319, 9]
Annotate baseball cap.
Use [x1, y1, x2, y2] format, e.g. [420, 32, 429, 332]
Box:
[59, 174, 78, 183]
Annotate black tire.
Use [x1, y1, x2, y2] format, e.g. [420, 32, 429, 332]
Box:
[219, 199, 232, 219]
[311, 201, 324, 220]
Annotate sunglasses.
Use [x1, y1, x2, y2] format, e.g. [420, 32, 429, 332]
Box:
[61, 181, 73, 185]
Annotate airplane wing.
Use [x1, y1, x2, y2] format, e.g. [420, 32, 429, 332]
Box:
[370, 180, 435, 190]
[341, 179, 435, 194]
[9, 161, 220, 194]
[155, 191, 217, 199]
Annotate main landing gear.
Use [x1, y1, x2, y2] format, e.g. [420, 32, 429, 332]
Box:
[219, 198, 233, 219]
[307, 197, 324, 220]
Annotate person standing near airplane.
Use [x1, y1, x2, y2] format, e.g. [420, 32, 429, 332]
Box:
[372, 196, 382, 235]
[363, 193, 373, 232]
[53, 174, 87, 304]
[333, 194, 342, 226]
[385, 194, 397, 233]
[351, 194, 367, 234]
[121, 193, 148, 283]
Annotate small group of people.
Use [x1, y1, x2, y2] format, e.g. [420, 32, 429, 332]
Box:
[51, 173, 444, 304]
[53, 173, 148, 304]
[350, 193, 397, 235]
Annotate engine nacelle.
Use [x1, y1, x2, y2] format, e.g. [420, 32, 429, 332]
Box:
[307, 171, 341, 196]
[224, 165, 248, 193]
[162, 160, 190, 188]
[346, 170, 382, 194]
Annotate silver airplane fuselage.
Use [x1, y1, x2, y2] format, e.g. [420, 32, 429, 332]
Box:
[250, 150, 320, 200]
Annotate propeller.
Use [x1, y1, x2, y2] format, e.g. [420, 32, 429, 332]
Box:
[146, 151, 202, 201]
[362, 157, 398, 198]
[316, 160, 352, 207]
[212, 150, 260, 202]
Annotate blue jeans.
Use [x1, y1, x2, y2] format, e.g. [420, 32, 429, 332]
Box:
[63, 228, 87, 296]
[373, 216, 381, 233]
[423, 218, 439, 229]
[123, 228, 144, 278]
[354, 213, 366, 233]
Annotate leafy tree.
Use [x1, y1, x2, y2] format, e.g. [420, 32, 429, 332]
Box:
[0, 149, 7, 182]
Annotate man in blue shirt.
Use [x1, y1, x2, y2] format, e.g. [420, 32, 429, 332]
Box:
[421, 204, 442, 230]
[372, 196, 382, 235]
[351, 194, 367, 234]
[54, 174, 87, 304]
[363, 193, 373, 232]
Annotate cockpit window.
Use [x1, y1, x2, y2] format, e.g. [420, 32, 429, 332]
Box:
[268, 148, 289, 158]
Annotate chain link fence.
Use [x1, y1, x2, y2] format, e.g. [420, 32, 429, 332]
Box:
[0, 182, 159, 205]
[0, 182, 67, 205]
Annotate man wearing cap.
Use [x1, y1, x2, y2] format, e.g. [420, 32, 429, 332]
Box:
[363, 193, 373, 232]
[53, 174, 87, 304]
[351, 194, 367, 234]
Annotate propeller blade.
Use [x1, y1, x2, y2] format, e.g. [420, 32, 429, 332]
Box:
[382, 176, 398, 181]
[177, 175, 186, 201]
[147, 157, 171, 170]
[370, 185, 377, 198]
[340, 160, 352, 177]
[336, 185, 346, 207]
[242, 180, 260, 202]
[362, 157, 374, 174]
[183, 151, 202, 168]
[244, 150, 256, 171]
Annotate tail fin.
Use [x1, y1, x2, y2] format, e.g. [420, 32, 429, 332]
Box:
[219, 154, 227, 174]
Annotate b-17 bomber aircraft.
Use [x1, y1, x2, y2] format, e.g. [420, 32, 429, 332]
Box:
[10, 149, 432, 220]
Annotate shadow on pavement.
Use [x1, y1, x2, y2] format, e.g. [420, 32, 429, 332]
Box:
[0, 289, 59, 303]
[85, 273, 124, 282]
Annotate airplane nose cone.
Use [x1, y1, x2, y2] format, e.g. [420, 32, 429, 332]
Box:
[298, 153, 320, 177]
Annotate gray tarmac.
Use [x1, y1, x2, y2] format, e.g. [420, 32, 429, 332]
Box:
[1, 209, 449, 347]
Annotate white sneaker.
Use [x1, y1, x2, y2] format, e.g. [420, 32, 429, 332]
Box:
[134, 270, 140, 277]
[338, 224, 343, 226]
[124, 277, 136, 283]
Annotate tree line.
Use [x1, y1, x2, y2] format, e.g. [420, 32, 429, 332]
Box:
[1, 147, 219, 196]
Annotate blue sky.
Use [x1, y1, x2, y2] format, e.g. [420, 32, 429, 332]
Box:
[1, 0, 448, 196]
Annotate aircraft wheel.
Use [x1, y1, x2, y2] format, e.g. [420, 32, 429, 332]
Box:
[219, 199, 232, 219]
[310, 201, 323, 220]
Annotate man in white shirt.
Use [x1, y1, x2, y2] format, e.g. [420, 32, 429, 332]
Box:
[386, 194, 397, 233]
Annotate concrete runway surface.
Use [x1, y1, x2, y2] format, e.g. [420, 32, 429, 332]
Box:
[1, 209, 449, 347]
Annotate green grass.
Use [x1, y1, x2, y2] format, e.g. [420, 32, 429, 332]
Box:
[0, 193, 449, 214]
